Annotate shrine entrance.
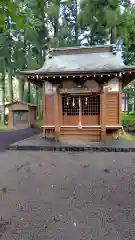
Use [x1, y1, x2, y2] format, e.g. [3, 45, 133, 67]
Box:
[62, 94, 100, 126]
[17, 45, 133, 141]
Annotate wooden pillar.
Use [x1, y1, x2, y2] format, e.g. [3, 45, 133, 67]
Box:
[42, 83, 46, 137]
[59, 94, 62, 126]
[54, 87, 60, 141]
[8, 110, 13, 129]
[119, 92, 122, 125]
[100, 90, 106, 140]
[78, 96, 82, 126]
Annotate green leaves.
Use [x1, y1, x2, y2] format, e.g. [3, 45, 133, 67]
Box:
[78, 0, 135, 47]
[0, 0, 135, 76]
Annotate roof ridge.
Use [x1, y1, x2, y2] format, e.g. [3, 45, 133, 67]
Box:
[48, 44, 116, 53]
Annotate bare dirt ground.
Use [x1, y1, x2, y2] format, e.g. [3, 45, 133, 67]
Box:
[0, 151, 135, 239]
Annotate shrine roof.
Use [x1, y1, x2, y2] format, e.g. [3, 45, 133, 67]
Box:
[5, 101, 37, 107]
[17, 45, 135, 76]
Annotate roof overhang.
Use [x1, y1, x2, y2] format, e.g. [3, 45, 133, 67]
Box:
[5, 101, 38, 107]
[15, 45, 135, 88]
[16, 68, 135, 83]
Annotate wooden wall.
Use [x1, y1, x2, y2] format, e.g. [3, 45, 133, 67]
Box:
[7, 104, 37, 129]
[43, 77, 122, 141]
[44, 95, 55, 125]
[43, 92, 121, 140]
[29, 106, 37, 125]
[106, 92, 119, 125]
[60, 127, 101, 141]
[7, 103, 29, 111]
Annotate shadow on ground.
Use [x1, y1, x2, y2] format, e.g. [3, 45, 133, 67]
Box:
[0, 128, 41, 152]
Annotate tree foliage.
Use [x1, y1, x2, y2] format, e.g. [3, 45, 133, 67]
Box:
[1, 0, 135, 121]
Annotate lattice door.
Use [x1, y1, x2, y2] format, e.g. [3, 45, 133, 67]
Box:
[61, 94, 100, 126]
[62, 96, 79, 125]
[81, 94, 100, 125]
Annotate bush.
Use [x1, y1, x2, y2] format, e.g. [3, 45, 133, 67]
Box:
[122, 113, 135, 127]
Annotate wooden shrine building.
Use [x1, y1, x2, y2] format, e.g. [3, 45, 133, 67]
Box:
[17, 45, 135, 141]
[6, 101, 37, 129]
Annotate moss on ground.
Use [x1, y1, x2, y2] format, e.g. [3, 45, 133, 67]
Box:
[120, 133, 135, 141]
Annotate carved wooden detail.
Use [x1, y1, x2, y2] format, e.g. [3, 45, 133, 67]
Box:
[103, 78, 120, 92]
[84, 80, 101, 91]
[62, 80, 76, 89]
[60, 88, 100, 94]
[44, 127, 55, 137]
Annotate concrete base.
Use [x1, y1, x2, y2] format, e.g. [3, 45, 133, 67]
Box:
[8, 134, 135, 152]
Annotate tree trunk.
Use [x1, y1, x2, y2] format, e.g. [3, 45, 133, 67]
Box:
[36, 86, 39, 118]
[36, 86, 38, 105]
[74, 0, 78, 45]
[110, 27, 116, 44]
[8, 66, 13, 103]
[134, 85, 135, 112]
[124, 90, 127, 112]
[38, 0, 47, 63]
[53, 19, 59, 38]
[18, 78, 24, 102]
[37, 87, 43, 120]
[27, 81, 31, 103]
[127, 88, 130, 114]
[6, 16, 13, 103]
[1, 70, 5, 123]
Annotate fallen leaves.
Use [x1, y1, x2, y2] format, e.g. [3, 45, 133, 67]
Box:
[0, 217, 11, 238]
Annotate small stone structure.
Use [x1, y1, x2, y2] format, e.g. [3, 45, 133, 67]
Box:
[6, 101, 37, 129]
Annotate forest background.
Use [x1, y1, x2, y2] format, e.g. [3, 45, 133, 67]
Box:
[0, 0, 135, 123]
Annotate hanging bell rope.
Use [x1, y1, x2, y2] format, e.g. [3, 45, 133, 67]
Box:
[72, 98, 75, 107]
[66, 97, 69, 105]
[85, 97, 88, 105]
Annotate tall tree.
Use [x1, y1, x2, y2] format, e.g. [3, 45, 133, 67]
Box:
[79, 0, 123, 45]
[61, 0, 79, 45]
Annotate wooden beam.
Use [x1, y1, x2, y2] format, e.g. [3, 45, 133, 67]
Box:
[100, 90, 106, 140]
[59, 94, 63, 126]
[42, 83, 46, 137]
[118, 92, 122, 125]
[54, 87, 60, 141]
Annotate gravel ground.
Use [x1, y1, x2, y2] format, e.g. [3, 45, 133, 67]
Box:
[0, 128, 41, 152]
[0, 151, 135, 239]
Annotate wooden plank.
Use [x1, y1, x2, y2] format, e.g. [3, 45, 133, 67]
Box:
[119, 92, 122, 125]
[54, 88, 60, 141]
[59, 95, 63, 125]
[100, 92, 106, 140]
[106, 92, 119, 126]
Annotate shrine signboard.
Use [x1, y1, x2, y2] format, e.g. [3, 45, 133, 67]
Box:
[59, 88, 100, 94]
[44, 82, 56, 95]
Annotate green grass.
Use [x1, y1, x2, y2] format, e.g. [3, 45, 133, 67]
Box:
[36, 119, 43, 128]
[122, 112, 135, 127]
[0, 124, 9, 131]
[120, 132, 135, 141]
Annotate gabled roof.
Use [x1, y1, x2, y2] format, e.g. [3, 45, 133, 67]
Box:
[5, 101, 37, 107]
[17, 45, 130, 75]
[16, 45, 135, 89]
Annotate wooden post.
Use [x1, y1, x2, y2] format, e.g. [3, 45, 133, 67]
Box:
[78, 96, 82, 126]
[54, 87, 60, 141]
[43, 83, 46, 137]
[119, 92, 122, 125]
[59, 94, 62, 126]
[100, 90, 106, 140]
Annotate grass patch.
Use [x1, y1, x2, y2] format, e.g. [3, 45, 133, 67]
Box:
[36, 119, 43, 128]
[122, 112, 135, 127]
[0, 124, 9, 131]
[120, 132, 135, 141]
